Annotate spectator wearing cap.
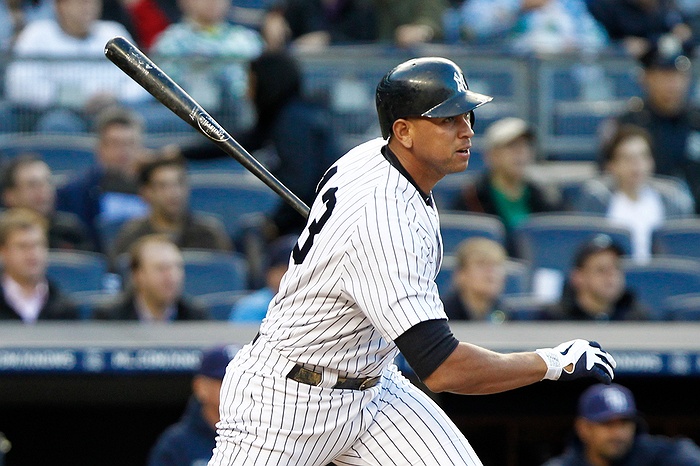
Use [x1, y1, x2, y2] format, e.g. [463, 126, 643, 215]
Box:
[610, 35, 700, 214]
[147, 345, 238, 466]
[229, 234, 296, 323]
[541, 383, 700, 465]
[452, 116, 562, 256]
[546, 235, 648, 321]
[574, 124, 695, 262]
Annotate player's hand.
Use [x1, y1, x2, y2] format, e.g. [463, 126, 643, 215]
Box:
[535, 339, 616, 384]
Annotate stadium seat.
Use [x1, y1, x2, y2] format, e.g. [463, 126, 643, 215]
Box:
[514, 213, 633, 276]
[46, 250, 109, 294]
[0, 133, 96, 175]
[653, 218, 700, 260]
[70, 290, 121, 320]
[439, 211, 506, 257]
[623, 257, 700, 320]
[180, 249, 249, 296]
[193, 290, 252, 321]
[660, 293, 700, 321]
[500, 293, 551, 321]
[188, 173, 281, 240]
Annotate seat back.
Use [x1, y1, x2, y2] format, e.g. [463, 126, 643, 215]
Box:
[623, 257, 700, 320]
[653, 218, 700, 260]
[46, 250, 109, 294]
[439, 212, 506, 257]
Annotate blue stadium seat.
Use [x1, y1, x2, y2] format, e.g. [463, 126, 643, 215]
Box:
[514, 213, 633, 276]
[181, 249, 249, 296]
[660, 293, 700, 321]
[623, 257, 700, 320]
[193, 290, 252, 321]
[46, 250, 109, 294]
[188, 173, 280, 240]
[439, 212, 506, 257]
[70, 290, 121, 320]
[653, 218, 700, 260]
[0, 133, 96, 175]
[500, 293, 551, 321]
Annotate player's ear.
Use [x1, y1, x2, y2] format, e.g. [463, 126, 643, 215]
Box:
[391, 119, 414, 148]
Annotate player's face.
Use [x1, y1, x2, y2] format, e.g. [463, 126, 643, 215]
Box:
[577, 417, 636, 462]
[0, 226, 49, 285]
[133, 242, 185, 308]
[142, 166, 189, 221]
[6, 162, 56, 217]
[405, 113, 474, 186]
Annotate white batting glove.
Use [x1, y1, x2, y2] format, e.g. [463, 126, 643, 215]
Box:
[535, 339, 616, 384]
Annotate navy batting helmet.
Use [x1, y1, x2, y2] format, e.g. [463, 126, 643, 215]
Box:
[376, 57, 493, 139]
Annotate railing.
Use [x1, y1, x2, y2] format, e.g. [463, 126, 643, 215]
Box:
[2, 46, 697, 161]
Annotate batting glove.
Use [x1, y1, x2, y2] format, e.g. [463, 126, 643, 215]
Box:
[535, 339, 616, 384]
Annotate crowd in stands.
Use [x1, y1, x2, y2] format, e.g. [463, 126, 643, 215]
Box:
[0, 0, 699, 326]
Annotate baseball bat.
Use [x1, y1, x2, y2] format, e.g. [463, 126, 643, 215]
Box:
[104, 36, 310, 219]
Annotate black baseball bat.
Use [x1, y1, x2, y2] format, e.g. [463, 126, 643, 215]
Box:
[104, 36, 310, 219]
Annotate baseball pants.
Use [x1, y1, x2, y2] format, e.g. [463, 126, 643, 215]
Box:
[208, 338, 483, 466]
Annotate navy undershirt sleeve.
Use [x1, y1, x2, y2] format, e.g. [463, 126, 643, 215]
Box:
[394, 319, 460, 381]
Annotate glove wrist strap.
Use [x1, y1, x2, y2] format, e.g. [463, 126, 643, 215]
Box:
[535, 348, 562, 381]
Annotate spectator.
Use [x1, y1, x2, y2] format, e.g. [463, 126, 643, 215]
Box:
[612, 37, 700, 214]
[147, 344, 237, 466]
[110, 154, 232, 262]
[102, 0, 180, 49]
[93, 234, 210, 321]
[460, 0, 608, 55]
[1, 153, 95, 251]
[178, 51, 341, 239]
[575, 124, 695, 262]
[374, 0, 449, 47]
[229, 234, 296, 323]
[441, 237, 511, 323]
[586, 0, 695, 59]
[261, 0, 378, 51]
[546, 234, 648, 321]
[542, 383, 700, 466]
[4, 0, 152, 133]
[150, 0, 265, 131]
[0, 0, 54, 52]
[0, 208, 79, 321]
[452, 117, 562, 256]
[56, 106, 151, 251]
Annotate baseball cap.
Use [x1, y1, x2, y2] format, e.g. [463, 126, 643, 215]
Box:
[578, 383, 638, 422]
[484, 117, 534, 151]
[573, 234, 624, 268]
[197, 345, 237, 380]
[639, 35, 692, 72]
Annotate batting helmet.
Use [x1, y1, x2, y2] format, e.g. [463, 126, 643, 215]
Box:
[375, 57, 493, 139]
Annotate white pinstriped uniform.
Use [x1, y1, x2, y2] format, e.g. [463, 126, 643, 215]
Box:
[209, 138, 483, 466]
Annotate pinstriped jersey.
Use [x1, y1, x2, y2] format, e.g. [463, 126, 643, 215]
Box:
[259, 137, 446, 377]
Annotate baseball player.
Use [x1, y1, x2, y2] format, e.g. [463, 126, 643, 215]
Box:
[209, 57, 616, 466]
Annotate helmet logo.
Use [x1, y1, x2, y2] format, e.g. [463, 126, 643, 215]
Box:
[454, 71, 468, 93]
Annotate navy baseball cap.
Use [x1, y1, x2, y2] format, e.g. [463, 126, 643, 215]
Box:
[573, 234, 624, 268]
[578, 383, 638, 423]
[639, 35, 692, 72]
[197, 345, 237, 380]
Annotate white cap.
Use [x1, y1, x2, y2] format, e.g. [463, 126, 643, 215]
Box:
[484, 117, 534, 151]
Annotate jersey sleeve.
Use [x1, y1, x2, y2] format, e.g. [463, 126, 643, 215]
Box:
[343, 186, 445, 341]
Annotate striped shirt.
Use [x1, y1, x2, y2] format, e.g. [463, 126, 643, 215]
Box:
[259, 137, 446, 377]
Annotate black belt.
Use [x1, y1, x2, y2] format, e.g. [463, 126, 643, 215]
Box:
[286, 364, 380, 391]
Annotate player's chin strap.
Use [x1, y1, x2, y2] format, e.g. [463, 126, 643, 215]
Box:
[536, 339, 617, 385]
